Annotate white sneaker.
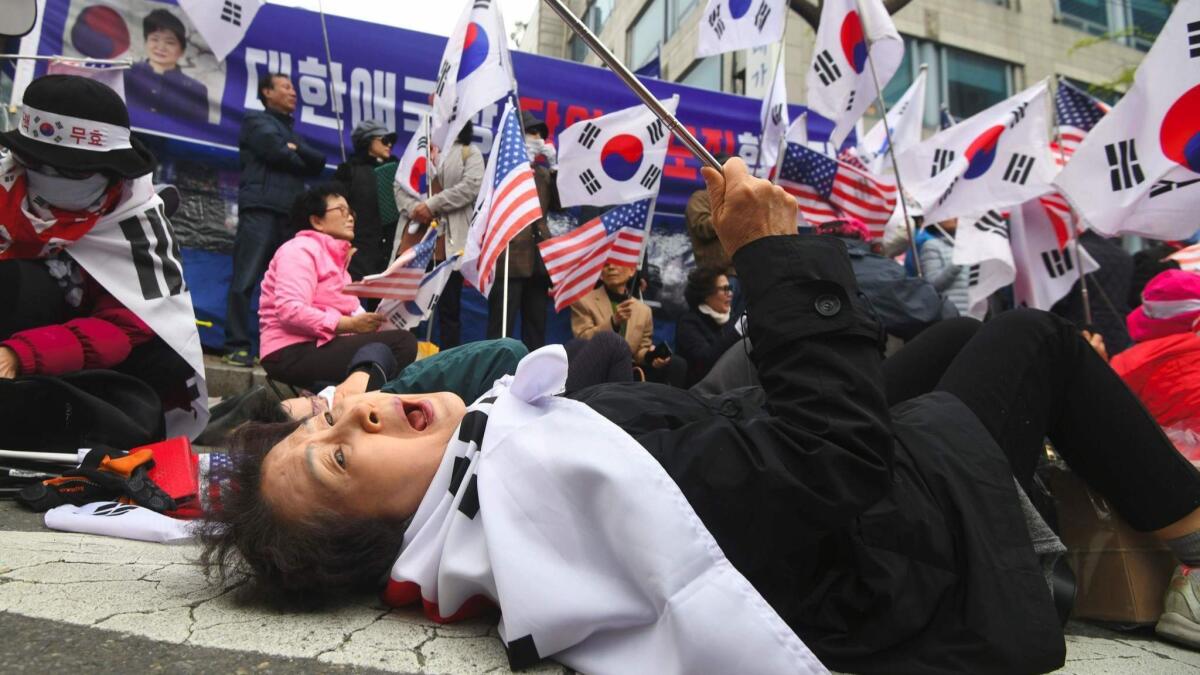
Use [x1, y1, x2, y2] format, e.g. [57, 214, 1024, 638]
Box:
[1157, 565, 1200, 649]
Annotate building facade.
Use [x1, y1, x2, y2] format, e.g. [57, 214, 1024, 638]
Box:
[520, 0, 1167, 128]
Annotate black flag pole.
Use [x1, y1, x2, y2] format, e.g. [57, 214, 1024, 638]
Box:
[1049, 75, 1093, 325]
[539, 0, 723, 172]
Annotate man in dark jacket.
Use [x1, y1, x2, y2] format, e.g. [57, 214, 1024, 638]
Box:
[223, 72, 325, 366]
[335, 120, 397, 284]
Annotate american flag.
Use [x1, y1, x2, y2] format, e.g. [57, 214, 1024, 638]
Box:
[343, 226, 436, 300]
[1038, 192, 1075, 250]
[538, 199, 652, 312]
[778, 142, 897, 237]
[461, 102, 542, 296]
[1051, 80, 1110, 168]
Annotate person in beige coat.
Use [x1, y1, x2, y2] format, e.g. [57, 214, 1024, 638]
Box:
[393, 123, 484, 347]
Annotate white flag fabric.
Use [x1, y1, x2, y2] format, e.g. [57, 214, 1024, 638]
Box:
[1053, 0, 1200, 240]
[378, 254, 462, 331]
[385, 346, 827, 674]
[430, 0, 514, 150]
[759, 56, 790, 177]
[896, 80, 1056, 225]
[46, 61, 126, 101]
[45, 501, 195, 544]
[555, 97, 678, 208]
[696, 0, 787, 57]
[177, 0, 263, 63]
[1010, 198, 1099, 310]
[395, 113, 432, 200]
[951, 210, 1015, 320]
[805, 0, 904, 149]
[859, 68, 927, 175]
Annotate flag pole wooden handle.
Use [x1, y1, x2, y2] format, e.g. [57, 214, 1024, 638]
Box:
[540, 0, 723, 172]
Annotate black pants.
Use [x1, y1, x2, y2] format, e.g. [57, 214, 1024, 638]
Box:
[437, 271, 464, 349]
[261, 331, 418, 391]
[487, 275, 550, 351]
[225, 208, 289, 352]
[563, 332, 635, 393]
[884, 311, 1200, 532]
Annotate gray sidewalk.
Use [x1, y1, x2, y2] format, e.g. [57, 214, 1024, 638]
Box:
[2, 502, 1200, 674]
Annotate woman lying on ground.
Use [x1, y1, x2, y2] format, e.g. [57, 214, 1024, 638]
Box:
[201, 159, 1200, 675]
[256, 184, 417, 392]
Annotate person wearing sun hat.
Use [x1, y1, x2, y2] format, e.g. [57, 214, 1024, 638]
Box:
[0, 74, 209, 444]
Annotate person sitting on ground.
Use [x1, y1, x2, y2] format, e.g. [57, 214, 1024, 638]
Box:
[570, 262, 685, 387]
[0, 74, 207, 447]
[201, 158, 1200, 674]
[674, 266, 742, 387]
[816, 218, 958, 340]
[257, 184, 416, 392]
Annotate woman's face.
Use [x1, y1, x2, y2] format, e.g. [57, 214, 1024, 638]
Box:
[259, 391, 467, 523]
[368, 136, 393, 161]
[145, 30, 183, 71]
[704, 275, 733, 314]
[312, 195, 356, 241]
[601, 263, 634, 294]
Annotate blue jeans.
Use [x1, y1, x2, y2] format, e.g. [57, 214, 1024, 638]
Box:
[224, 208, 288, 352]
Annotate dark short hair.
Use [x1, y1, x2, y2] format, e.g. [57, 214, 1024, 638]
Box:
[257, 72, 289, 106]
[684, 266, 727, 310]
[197, 420, 411, 606]
[455, 121, 474, 146]
[143, 9, 187, 51]
[289, 183, 348, 233]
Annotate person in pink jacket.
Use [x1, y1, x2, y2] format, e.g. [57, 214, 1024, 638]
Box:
[258, 185, 416, 390]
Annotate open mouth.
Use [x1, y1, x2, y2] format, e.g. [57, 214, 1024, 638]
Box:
[399, 399, 433, 431]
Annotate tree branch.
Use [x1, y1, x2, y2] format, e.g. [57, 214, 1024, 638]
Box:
[788, 0, 917, 31]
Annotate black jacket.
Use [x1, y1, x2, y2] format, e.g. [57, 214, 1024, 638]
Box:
[571, 236, 1063, 674]
[238, 109, 325, 214]
[334, 153, 397, 280]
[843, 237, 958, 340]
[674, 308, 741, 387]
[1052, 230, 1133, 355]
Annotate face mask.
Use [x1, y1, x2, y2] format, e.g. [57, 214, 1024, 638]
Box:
[24, 167, 111, 211]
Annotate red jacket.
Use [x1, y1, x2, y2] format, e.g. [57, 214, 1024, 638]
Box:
[1110, 333, 1200, 434]
[1, 271, 155, 376]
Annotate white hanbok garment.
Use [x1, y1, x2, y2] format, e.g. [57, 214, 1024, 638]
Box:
[388, 346, 826, 675]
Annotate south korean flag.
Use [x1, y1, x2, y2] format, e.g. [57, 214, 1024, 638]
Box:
[555, 97, 678, 208]
[178, 0, 263, 62]
[951, 209, 1016, 320]
[896, 80, 1057, 225]
[1010, 198, 1099, 310]
[1054, 0, 1200, 240]
[696, 0, 787, 58]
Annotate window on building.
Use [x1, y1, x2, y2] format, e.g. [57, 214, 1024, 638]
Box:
[944, 46, 1013, 118]
[882, 42, 916, 106]
[1128, 0, 1170, 50]
[668, 0, 699, 36]
[1058, 0, 1110, 35]
[627, 0, 666, 69]
[1057, 0, 1171, 51]
[585, 0, 614, 34]
[679, 56, 722, 91]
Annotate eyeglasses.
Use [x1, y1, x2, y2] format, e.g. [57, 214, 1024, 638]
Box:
[377, 137, 394, 146]
[715, 285, 734, 294]
[324, 205, 356, 219]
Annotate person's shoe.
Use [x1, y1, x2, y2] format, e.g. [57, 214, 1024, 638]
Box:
[1156, 565, 1200, 648]
[222, 350, 253, 368]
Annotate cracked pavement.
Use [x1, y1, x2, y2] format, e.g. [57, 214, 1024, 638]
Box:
[4, 502, 1200, 673]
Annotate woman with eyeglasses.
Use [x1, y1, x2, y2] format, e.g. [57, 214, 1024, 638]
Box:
[333, 120, 398, 286]
[257, 184, 417, 391]
[675, 266, 744, 387]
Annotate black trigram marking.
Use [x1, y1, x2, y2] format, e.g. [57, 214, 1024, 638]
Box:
[473, 0, 491, 8]
[967, 264, 982, 287]
[708, 6, 726, 38]
[1003, 154, 1035, 185]
[448, 456, 471, 495]
[770, 103, 784, 125]
[457, 409, 488, 446]
[754, 1, 771, 31]
[1188, 20, 1200, 58]
[974, 210, 1009, 238]
[1041, 247, 1075, 279]
[1151, 177, 1200, 198]
[813, 50, 841, 86]
[505, 635, 541, 671]
[580, 168, 602, 195]
[1105, 139, 1145, 191]
[93, 502, 138, 517]
[457, 474, 479, 519]
[931, 149, 955, 177]
[119, 207, 185, 301]
[578, 122, 601, 149]
[935, 176, 961, 209]
[846, 89, 856, 112]
[435, 60, 452, 96]
[640, 165, 662, 190]
[221, 0, 243, 26]
[646, 119, 664, 144]
[1007, 101, 1029, 129]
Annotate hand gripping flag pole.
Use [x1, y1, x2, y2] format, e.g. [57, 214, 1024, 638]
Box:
[540, 0, 723, 172]
[863, 19, 923, 277]
[1049, 75, 1093, 325]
